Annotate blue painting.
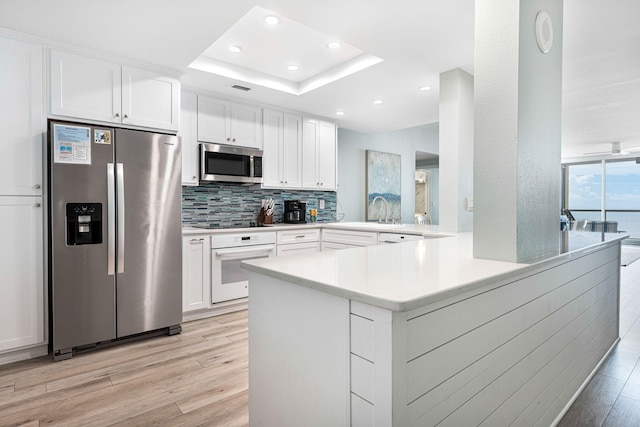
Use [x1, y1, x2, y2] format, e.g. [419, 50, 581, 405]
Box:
[366, 150, 401, 221]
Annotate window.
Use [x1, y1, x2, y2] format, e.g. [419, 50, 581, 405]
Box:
[563, 159, 640, 239]
[565, 162, 602, 222]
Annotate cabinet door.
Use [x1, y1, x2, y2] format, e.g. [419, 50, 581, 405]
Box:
[197, 96, 231, 144]
[0, 36, 43, 196]
[302, 118, 319, 188]
[283, 113, 302, 188]
[0, 197, 44, 351]
[318, 121, 337, 190]
[232, 103, 262, 149]
[262, 109, 283, 187]
[182, 235, 211, 313]
[50, 49, 121, 124]
[122, 66, 180, 131]
[180, 91, 199, 185]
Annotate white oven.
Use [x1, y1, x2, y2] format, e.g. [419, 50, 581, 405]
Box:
[210, 231, 276, 303]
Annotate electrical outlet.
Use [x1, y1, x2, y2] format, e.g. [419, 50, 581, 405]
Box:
[319, 200, 325, 209]
[465, 197, 474, 211]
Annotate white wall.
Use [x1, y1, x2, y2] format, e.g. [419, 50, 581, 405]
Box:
[439, 68, 474, 232]
[337, 124, 439, 223]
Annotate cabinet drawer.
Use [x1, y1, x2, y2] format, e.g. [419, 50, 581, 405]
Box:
[322, 229, 378, 246]
[277, 228, 320, 244]
[277, 241, 320, 257]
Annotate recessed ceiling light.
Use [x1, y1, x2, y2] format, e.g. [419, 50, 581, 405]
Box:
[373, 99, 383, 105]
[287, 65, 299, 71]
[419, 86, 431, 91]
[228, 45, 242, 53]
[327, 41, 342, 49]
[336, 111, 345, 116]
[264, 15, 279, 25]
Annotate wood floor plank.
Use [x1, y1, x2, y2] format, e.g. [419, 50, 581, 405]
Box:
[56, 363, 248, 426]
[0, 378, 113, 425]
[176, 370, 248, 414]
[101, 403, 183, 427]
[603, 395, 640, 426]
[557, 373, 625, 427]
[0, 383, 46, 409]
[160, 390, 249, 427]
[44, 336, 230, 393]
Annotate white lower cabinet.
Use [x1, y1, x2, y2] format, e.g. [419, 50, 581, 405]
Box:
[181, 234, 211, 312]
[277, 228, 321, 257]
[321, 229, 378, 251]
[0, 197, 44, 353]
[277, 228, 320, 256]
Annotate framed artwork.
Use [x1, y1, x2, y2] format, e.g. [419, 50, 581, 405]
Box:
[366, 150, 401, 221]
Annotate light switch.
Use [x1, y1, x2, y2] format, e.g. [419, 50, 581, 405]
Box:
[319, 200, 325, 209]
[465, 197, 474, 211]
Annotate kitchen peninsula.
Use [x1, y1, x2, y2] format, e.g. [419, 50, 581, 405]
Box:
[243, 231, 624, 426]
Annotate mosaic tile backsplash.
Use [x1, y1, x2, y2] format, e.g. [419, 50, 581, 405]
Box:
[182, 182, 337, 227]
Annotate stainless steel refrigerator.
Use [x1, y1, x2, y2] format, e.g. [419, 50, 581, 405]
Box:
[48, 120, 182, 361]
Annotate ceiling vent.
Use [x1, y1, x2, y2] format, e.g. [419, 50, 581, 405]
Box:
[231, 84, 251, 92]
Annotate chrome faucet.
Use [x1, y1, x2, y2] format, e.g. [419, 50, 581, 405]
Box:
[371, 195, 390, 223]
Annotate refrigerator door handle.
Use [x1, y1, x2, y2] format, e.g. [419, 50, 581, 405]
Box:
[107, 163, 116, 275]
[116, 163, 125, 274]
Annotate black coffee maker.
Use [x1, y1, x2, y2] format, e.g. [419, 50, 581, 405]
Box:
[284, 200, 307, 223]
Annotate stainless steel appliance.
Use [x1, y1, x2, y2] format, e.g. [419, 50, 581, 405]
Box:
[200, 142, 262, 184]
[284, 200, 307, 224]
[48, 121, 182, 361]
[210, 231, 276, 303]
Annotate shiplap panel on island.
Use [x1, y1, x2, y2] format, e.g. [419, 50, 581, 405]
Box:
[247, 237, 622, 426]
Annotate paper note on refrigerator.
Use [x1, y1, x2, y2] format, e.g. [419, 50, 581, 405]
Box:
[53, 124, 92, 165]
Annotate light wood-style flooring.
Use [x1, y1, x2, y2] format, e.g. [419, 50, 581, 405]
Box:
[0, 310, 249, 427]
[3, 251, 640, 426]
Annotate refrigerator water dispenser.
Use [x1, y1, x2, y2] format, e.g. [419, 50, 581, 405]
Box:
[66, 203, 102, 245]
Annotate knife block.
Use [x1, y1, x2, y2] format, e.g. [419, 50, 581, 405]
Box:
[258, 208, 273, 225]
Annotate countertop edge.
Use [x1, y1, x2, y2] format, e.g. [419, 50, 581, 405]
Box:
[242, 232, 628, 312]
[182, 222, 451, 238]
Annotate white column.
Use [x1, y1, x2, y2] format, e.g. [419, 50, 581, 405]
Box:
[474, 0, 563, 262]
[439, 68, 474, 232]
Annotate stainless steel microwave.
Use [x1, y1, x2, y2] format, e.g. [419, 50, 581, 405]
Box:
[200, 143, 263, 184]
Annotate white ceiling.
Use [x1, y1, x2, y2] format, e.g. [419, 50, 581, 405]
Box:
[0, 0, 638, 158]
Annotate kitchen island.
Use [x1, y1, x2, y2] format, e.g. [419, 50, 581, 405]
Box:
[242, 232, 625, 426]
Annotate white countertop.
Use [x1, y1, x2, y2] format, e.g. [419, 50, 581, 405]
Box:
[241, 231, 626, 312]
[182, 221, 451, 238]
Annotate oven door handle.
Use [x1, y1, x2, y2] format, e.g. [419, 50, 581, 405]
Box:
[214, 246, 275, 259]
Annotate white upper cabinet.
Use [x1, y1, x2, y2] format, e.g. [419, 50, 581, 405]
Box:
[121, 66, 180, 131]
[283, 113, 303, 187]
[180, 91, 199, 186]
[0, 36, 43, 196]
[302, 118, 337, 191]
[262, 109, 301, 189]
[50, 50, 121, 124]
[50, 50, 179, 131]
[232, 103, 262, 149]
[197, 95, 262, 149]
[318, 121, 337, 189]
